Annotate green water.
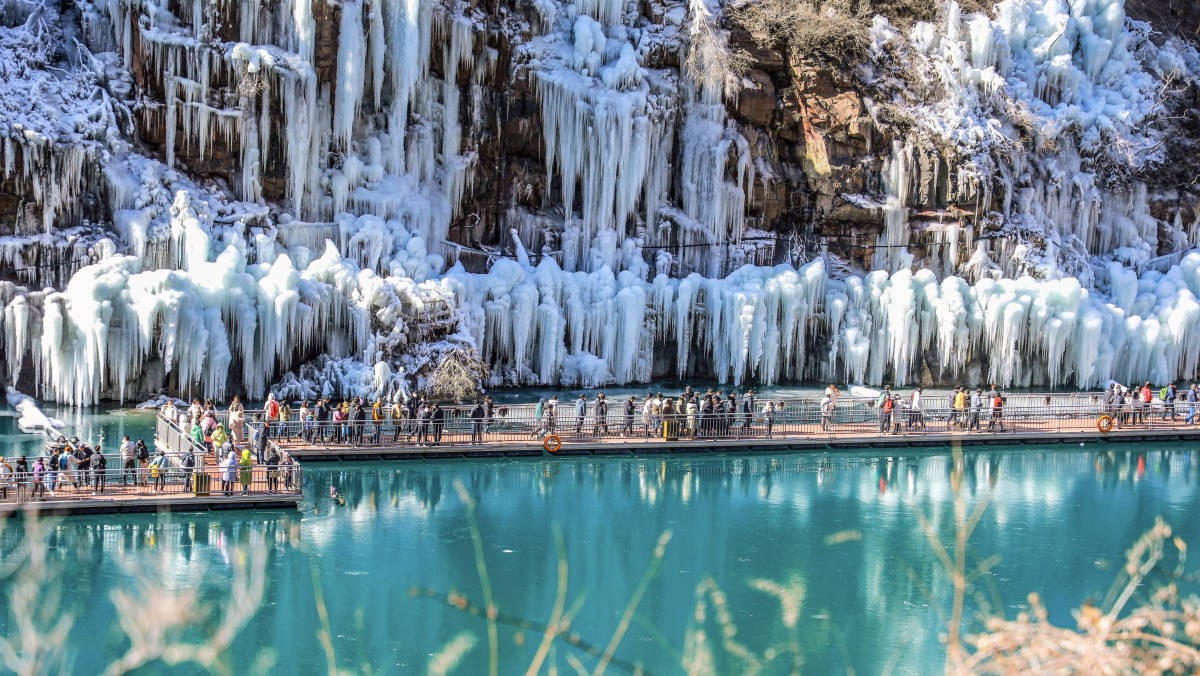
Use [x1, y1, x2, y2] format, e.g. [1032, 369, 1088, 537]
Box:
[2, 435, 1199, 674]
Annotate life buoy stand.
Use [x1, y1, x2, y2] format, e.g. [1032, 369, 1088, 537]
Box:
[1097, 415, 1114, 433]
[543, 434, 562, 453]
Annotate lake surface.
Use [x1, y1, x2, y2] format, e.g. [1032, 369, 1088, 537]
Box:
[2, 421, 1199, 673]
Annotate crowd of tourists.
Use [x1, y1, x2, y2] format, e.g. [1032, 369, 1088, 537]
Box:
[873, 385, 1011, 434]
[160, 397, 298, 495]
[1100, 382, 1200, 426]
[0, 435, 146, 501]
[520, 387, 786, 440]
[140, 379, 1200, 461]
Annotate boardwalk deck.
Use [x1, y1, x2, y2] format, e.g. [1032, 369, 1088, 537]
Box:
[269, 414, 1200, 461]
[0, 492, 301, 517]
[1, 456, 304, 517]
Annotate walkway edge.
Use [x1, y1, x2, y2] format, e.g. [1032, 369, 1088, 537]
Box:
[280, 427, 1200, 461]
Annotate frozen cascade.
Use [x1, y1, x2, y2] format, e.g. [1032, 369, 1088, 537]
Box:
[533, 12, 669, 273]
[6, 0, 1200, 405]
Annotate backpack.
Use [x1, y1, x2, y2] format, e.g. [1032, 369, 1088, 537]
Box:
[882, 398, 894, 413]
[1161, 387, 1169, 401]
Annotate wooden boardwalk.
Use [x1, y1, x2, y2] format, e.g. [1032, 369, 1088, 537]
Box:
[0, 492, 301, 517]
[0, 462, 303, 517]
[269, 412, 1200, 461]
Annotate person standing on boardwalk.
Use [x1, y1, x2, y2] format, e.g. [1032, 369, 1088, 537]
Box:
[266, 446, 281, 493]
[264, 393, 281, 439]
[1188, 384, 1198, 425]
[371, 400, 384, 443]
[181, 450, 195, 491]
[1138, 382, 1152, 425]
[622, 396, 636, 437]
[238, 449, 253, 494]
[92, 450, 106, 494]
[31, 457, 45, 499]
[469, 401, 485, 444]
[764, 401, 776, 438]
[909, 389, 925, 431]
[0, 458, 11, 500]
[988, 389, 1006, 431]
[120, 436, 137, 485]
[228, 395, 245, 443]
[1164, 383, 1177, 420]
[641, 396, 654, 437]
[593, 393, 609, 436]
[968, 389, 983, 431]
[686, 396, 699, 437]
[150, 451, 168, 492]
[953, 387, 968, 428]
[390, 399, 406, 442]
[430, 403, 445, 445]
[222, 449, 238, 495]
[347, 398, 364, 445]
[574, 394, 588, 437]
[484, 396, 495, 433]
[211, 423, 230, 458]
[545, 397, 559, 433]
[819, 394, 834, 432]
[884, 395, 899, 434]
[876, 386, 892, 432]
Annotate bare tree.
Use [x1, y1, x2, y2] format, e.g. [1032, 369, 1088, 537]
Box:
[684, 0, 747, 101]
[426, 348, 491, 403]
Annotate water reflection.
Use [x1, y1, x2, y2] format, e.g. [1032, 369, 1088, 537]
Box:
[5, 444, 1200, 674]
[303, 446, 1200, 518]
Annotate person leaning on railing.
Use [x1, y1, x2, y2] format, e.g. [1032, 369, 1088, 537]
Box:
[92, 449, 106, 494]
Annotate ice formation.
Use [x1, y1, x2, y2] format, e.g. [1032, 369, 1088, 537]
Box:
[6, 387, 65, 433]
[1, 0, 1200, 405]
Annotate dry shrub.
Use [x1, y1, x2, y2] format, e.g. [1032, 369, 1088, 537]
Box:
[957, 518, 1200, 674]
[684, 0, 749, 100]
[729, 0, 869, 65]
[729, 0, 993, 66]
[426, 347, 490, 403]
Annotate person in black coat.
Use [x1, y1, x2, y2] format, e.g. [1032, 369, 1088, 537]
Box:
[469, 402, 485, 444]
[593, 393, 609, 436]
[431, 404, 445, 445]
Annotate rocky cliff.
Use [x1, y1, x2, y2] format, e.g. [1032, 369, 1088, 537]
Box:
[2, 0, 1200, 404]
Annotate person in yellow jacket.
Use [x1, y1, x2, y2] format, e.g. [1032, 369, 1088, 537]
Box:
[211, 423, 230, 455]
[952, 387, 968, 429]
[371, 400, 384, 443]
[238, 449, 253, 494]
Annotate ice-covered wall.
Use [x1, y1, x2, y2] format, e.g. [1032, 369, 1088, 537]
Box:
[2, 0, 1200, 404]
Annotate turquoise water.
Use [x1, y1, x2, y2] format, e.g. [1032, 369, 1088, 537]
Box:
[0, 403, 157, 461]
[2, 436, 1199, 674]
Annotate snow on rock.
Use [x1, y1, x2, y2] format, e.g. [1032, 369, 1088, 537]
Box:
[3, 0, 1200, 406]
[135, 394, 189, 410]
[6, 387, 65, 433]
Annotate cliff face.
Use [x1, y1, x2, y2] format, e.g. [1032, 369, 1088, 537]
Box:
[2, 0, 1200, 404]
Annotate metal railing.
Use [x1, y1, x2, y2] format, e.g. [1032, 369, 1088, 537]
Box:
[225, 398, 1200, 450]
[0, 462, 303, 505]
[155, 413, 214, 461]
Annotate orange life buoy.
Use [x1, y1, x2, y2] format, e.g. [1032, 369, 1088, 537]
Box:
[543, 434, 562, 453]
[1097, 415, 1114, 433]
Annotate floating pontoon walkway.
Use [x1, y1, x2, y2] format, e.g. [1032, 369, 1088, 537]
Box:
[196, 395, 1200, 461]
[0, 491, 301, 517]
[1, 459, 304, 517]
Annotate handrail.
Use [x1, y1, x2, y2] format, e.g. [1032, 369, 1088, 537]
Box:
[221, 397, 1200, 449]
[0, 463, 302, 504]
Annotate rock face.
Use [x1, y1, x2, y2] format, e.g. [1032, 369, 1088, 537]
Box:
[2, 0, 1200, 404]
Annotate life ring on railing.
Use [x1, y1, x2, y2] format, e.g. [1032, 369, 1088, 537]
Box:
[1097, 415, 1114, 433]
[543, 434, 562, 454]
